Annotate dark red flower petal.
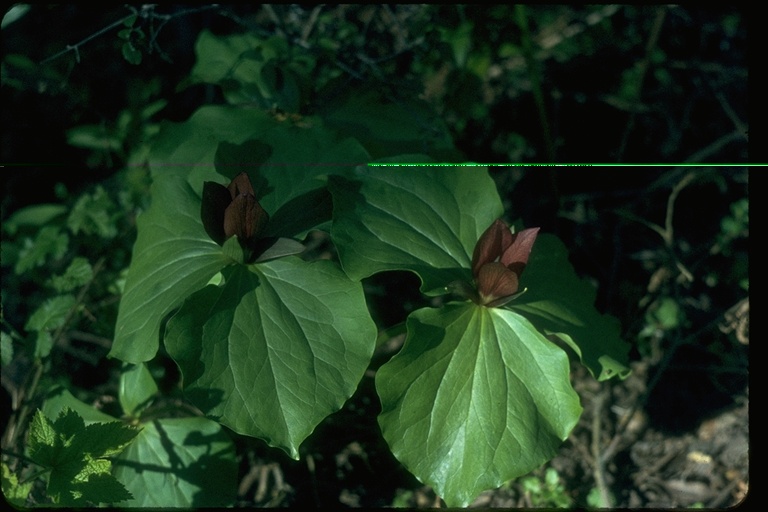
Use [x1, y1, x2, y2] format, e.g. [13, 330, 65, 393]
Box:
[500, 227, 540, 275]
[227, 172, 256, 199]
[477, 262, 519, 304]
[223, 193, 269, 243]
[471, 219, 513, 278]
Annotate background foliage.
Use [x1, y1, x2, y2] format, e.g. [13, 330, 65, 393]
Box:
[2, 5, 748, 507]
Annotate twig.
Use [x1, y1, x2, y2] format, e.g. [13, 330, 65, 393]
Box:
[591, 390, 614, 507]
[40, 11, 136, 65]
[684, 129, 746, 163]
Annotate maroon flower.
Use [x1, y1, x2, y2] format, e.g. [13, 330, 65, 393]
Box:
[471, 219, 539, 307]
[201, 172, 269, 251]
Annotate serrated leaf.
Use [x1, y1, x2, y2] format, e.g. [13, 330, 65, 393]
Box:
[110, 174, 230, 363]
[25, 294, 77, 333]
[164, 258, 376, 458]
[113, 417, 237, 507]
[77, 421, 141, 458]
[511, 234, 630, 380]
[376, 303, 582, 507]
[28, 410, 58, 465]
[53, 408, 86, 441]
[72, 472, 134, 504]
[14, 225, 69, 274]
[2, 462, 34, 507]
[49, 256, 93, 292]
[31, 407, 140, 505]
[67, 185, 118, 238]
[329, 164, 504, 294]
[119, 363, 159, 417]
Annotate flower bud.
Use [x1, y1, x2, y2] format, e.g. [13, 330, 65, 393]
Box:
[201, 172, 269, 251]
[471, 219, 539, 307]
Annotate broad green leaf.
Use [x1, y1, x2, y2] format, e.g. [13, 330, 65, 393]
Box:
[164, 258, 376, 458]
[329, 164, 503, 294]
[110, 174, 230, 363]
[376, 303, 582, 507]
[113, 417, 237, 507]
[42, 386, 117, 424]
[512, 234, 630, 380]
[148, 105, 370, 237]
[318, 86, 459, 160]
[119, 363, 159, 417]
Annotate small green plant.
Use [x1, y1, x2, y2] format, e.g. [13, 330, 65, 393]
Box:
[20, 408, 139, 506]
[520, 468, 573, 508]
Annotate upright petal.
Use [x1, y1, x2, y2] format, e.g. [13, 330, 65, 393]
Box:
[500, 227, 540, 276]
[227, 172, 256, 199]
[471, 219, 513, 277]
[223, 193, 269, 243]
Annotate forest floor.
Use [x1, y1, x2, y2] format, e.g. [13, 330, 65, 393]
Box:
[234, 331, 749, 508]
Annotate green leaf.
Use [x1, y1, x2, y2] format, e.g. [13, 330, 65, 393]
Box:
[25, 294, 77, 334]
[110, 174, 230, 363]
[49, 256, 93, 292]
[149, 105, 369, 237]
[119, 363, 159, 417]
[122, 42, 142, 65]
[42, 386, 118, 424]
[2, 462, 33, 507]
[77, 420, 142, 458]
[29, 408, 140, 505]
[376, 303, 582, 507]
[164, 258, 376, 458]
[14, 225, 69, 274]
[511, 234, 630, 380]
[188, 31, 297, 107]
[329, 164, 504, 294]
[318, 86, 459, 160]
[113, 417, 237, 507]
[72, 472, 134, 505]
[28, 409, 59, 466]
[2, 203, 67, 236]
[67, 185, 118, 238]
[66, 125, 121, 152]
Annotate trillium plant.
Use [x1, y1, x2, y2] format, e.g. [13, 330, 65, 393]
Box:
[46, 98, 629, 506]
